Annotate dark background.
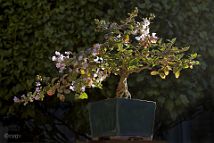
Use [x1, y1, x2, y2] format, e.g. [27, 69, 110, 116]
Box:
[0, 0, 213, 142]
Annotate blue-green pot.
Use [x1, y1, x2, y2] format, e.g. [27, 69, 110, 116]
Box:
[88, 98, 156, 139]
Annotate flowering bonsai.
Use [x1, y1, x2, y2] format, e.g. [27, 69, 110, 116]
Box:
[14, 8, 199, 105]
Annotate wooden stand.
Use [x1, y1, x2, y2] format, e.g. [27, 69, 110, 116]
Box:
[79, 139, 167, 143]
[89, 140, 166, 143]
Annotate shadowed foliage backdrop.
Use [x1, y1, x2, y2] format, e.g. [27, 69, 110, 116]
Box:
[0, 0, 213, 142]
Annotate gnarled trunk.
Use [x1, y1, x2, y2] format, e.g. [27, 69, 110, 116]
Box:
[116, 75, 131, 98]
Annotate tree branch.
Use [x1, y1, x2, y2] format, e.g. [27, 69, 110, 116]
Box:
[129, 66, 152, 74]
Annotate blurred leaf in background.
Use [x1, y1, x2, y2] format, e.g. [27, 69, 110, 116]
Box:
[0, 0, 214, 141]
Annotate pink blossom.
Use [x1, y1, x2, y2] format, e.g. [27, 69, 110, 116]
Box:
[69, 85, 75, 91]
[13, 96, 20, 103]
[55, 51, 60, 56]
[52, 56, 57, 61]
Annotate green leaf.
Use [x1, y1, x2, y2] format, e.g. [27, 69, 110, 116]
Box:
[176, 54, 184, 60]
[175, 71, 180, 78]
[163, 68, 169, 76]
[117, 43, 123, 51]
[183, 64, 189, 69]
[150, 71, 159, 75]
[191, 53, 197, 59]
[159, 73, 166, 79]
[171, 38, 176, 44]
[129, 59, 138, 66]
[78, 92, 88, 99]
[181, 47, 190, 52]
[80, 69, 85, 75]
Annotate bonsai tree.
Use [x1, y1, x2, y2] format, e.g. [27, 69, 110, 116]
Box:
[14, 8, 199, 105]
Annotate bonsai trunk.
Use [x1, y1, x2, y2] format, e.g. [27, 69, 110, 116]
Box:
[116, 74, 131, 98]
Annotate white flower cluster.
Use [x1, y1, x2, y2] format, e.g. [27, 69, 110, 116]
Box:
[94, 56, 103, 63]
[13, 81, 42, 105]
[52, 51, 72, 73]
[68, 54, 107, 93]
[69, 81, 76, 91]
[34, 81, 42, 100]
[91, 68, 107, 82]
[134, 18, 158, 43]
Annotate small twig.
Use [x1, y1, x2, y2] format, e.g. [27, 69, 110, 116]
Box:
[129, 66, 152, 74]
